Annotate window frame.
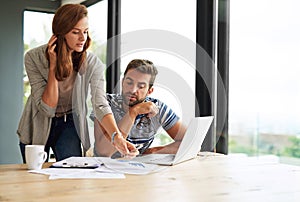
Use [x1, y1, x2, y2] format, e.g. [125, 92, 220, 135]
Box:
[106, 0, 229, 153]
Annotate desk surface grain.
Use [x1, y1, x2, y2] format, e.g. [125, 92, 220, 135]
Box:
[1, 153, 300, 202]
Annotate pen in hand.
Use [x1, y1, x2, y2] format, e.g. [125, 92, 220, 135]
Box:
[122, 143, 143, 159]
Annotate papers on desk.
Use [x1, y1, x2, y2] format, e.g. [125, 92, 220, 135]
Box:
[99, 157, 161, 175]
[29, 168, 125, 180]
[28, 157, 162, 179]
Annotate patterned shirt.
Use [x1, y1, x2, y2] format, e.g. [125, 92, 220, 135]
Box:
[107, 94, 179, 156]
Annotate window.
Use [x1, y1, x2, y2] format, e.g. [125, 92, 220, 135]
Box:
[229, 0, 300, 165]
[120, 0, 197, 145]
[121, 0, 196, 115]
[23, 11, 53, 105]
[87, 1, 108, 63]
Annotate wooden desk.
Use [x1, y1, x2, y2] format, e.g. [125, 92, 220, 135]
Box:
[1, 153, 300, 202]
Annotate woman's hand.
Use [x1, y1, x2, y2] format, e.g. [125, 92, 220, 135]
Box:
[47, 35, 57, 71]
[113, 133, 139, 158]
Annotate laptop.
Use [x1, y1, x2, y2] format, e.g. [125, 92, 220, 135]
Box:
[133, 116, 214, 166]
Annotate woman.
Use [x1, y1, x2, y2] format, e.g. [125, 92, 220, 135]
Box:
[17, 4, 137, 162]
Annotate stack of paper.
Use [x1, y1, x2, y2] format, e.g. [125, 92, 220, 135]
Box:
[28, 157, 163, 179]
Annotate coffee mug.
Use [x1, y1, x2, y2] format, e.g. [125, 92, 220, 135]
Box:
[25, 145, 47, 170]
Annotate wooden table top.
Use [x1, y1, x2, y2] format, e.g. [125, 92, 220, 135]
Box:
[1, 153, 300, 202]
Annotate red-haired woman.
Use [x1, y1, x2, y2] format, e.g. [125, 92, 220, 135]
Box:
[17, 4, 137, 162]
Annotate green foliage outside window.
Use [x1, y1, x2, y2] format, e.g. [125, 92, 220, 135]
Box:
[229, 135, 300, 159]
[283, 136, 300, 158]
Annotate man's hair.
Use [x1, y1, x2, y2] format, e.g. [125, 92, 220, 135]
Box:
[50, 4, 91, 81]
[124, 59, 158, 88]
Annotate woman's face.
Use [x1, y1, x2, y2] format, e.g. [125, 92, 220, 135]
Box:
[64, 17, 89, 52]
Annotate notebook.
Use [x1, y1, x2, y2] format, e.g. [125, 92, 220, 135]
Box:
[133, 116, 214, 166]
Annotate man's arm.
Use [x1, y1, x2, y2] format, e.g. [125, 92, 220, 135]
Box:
[143, 121, 187, 154]
[93, 101, 159, 157]
[117, 110, 136, 138]
[118, 101, 159, 136]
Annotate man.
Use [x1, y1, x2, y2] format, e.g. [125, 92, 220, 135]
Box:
[93, 59, 186, 158]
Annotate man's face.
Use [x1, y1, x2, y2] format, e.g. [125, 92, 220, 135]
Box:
[122, 69, 153, 106]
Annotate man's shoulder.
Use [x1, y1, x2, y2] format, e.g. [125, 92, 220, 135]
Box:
[145, 97, 161, 104]
[146, 97, 167, 110]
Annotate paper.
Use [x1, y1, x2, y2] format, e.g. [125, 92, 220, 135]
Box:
[29, 167, 125, 180]
[28, 156, 163, 179]
[98, 157, 163, 175]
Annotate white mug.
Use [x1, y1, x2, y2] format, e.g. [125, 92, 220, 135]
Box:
[25, 145, 47, 170]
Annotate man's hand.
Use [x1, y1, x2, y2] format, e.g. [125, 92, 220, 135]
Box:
[130, 101, 159, 118]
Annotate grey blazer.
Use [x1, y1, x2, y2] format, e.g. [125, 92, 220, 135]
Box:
[17, 44, 112, 152]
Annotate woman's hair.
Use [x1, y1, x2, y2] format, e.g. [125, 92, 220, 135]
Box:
[124, 59, 158, 89]
[50, 4, 91, 81]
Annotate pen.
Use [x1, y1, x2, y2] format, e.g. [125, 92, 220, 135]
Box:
[135, 143, 143, 150]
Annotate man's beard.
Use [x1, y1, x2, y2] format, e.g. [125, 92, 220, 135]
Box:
[122, 93, 146, 107]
